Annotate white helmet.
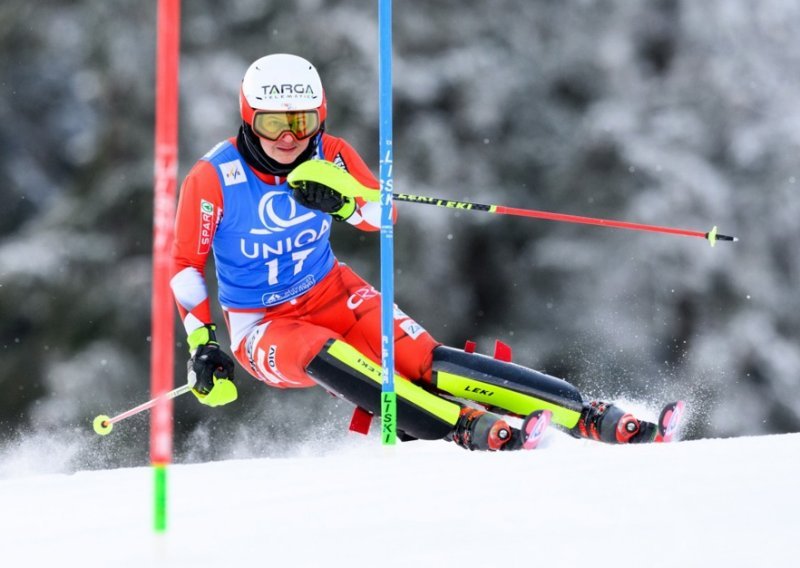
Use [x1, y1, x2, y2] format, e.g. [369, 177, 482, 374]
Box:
[239, 53, 327, 129]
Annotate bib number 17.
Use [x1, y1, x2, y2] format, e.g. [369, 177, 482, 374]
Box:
[265, 248, 315, 285]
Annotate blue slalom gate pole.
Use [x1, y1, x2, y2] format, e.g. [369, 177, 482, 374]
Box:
[378, 0, 396, 445]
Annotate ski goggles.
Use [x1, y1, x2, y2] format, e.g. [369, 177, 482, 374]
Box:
[251, 110, 321, 141]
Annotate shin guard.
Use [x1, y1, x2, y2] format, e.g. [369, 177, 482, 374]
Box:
[306, 339, 461, 441]
[432, 345, 584, 429]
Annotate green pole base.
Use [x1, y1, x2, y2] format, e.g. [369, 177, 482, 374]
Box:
[153, 463, 167, 533]
[382, 391, 397, 445]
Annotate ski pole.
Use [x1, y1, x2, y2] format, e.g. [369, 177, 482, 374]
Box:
[93, 383, 193, 436]
[391, 193, 737, 246]
[287, 160, 738, 247]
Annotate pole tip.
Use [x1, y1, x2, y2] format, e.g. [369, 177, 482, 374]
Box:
[706, 226, 737, 246]
[93, 415, 113, 436]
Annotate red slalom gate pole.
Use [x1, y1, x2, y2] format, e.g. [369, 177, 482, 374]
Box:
[151, 0, 181, 533]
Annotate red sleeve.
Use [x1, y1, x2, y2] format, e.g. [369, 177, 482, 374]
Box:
[170, 160, 223, 334]
[321, 135, 397, 231]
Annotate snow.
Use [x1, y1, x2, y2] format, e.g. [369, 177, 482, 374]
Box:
[2, 431, 798, 567]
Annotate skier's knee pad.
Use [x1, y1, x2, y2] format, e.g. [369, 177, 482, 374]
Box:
[305, 339, 461, 440]
[431, 345, 584, 428]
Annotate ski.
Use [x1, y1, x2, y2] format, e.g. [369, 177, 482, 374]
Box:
[654, 400, 686, 443]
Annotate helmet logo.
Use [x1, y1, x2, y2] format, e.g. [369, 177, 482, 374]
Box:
[259, 84, 318, 99]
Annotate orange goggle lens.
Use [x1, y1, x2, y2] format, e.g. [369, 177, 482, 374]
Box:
[252, 111, 321, 141]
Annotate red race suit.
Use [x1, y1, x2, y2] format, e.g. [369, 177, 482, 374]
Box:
[171, 133, 438, 388]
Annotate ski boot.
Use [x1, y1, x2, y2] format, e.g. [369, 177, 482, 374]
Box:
[570, 401, 658, 444]
[450, 407, 552, 451]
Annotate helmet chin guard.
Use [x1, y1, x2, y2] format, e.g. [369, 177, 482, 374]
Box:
[239, 54, 327, 129]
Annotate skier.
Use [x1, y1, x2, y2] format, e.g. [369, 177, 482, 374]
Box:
[170, 53, 679, 452]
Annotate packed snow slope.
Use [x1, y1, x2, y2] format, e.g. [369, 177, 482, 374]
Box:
[2, 431, 798, 568]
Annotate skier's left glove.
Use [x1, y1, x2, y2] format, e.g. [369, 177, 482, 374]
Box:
[290, 180, 356, 222]
[187, 324, 237, 407]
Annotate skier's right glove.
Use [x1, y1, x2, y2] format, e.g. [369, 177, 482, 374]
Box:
[290, 180, 356, 221]
[187, 324, 237, 407]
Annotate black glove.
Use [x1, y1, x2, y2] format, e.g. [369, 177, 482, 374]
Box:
[291, 180, 355, 221]
[187, 324, 237, 406]
[190, 343, 235, 395]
